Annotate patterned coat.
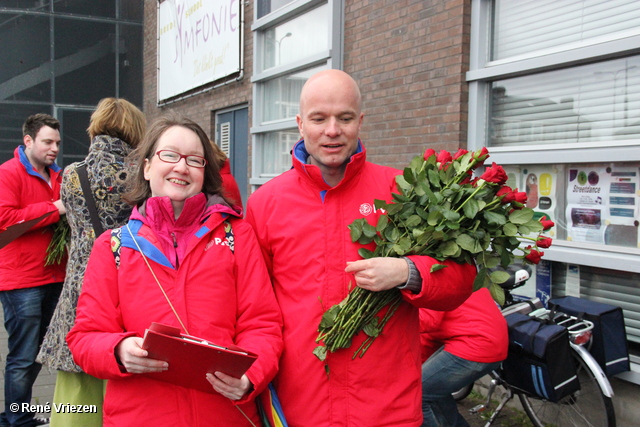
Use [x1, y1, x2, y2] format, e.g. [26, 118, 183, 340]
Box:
[37, 135, 134, 372]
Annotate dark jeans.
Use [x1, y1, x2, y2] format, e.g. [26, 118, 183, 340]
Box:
[0, 283, 62, 427]
[421, 347, 501, 427]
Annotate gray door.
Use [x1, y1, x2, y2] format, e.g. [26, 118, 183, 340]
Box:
[216, 108, 249, 206]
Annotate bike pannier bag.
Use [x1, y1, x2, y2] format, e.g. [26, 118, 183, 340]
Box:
[501, 313, 579, 402]
[549, 296, 630, 377]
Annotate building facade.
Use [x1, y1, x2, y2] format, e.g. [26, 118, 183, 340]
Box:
[0, 0, 144, 168]
[146, 0, 640, 422]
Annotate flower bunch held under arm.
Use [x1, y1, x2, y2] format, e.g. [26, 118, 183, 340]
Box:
[314, 147, 554, 361]
[45, 215, 70, 266]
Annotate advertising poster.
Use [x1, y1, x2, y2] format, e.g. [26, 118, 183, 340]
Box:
[503, 165, 559, 238]
[158, 0, 241, 101]
[566, 164, 640, 245]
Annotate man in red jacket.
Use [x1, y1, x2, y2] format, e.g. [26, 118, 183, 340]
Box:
[246, 70, 475, 426]
[0, 114, 66, 427]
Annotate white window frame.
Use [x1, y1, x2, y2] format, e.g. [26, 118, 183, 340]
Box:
[250, 0, 344, 187]
[467, 0, 640, 274]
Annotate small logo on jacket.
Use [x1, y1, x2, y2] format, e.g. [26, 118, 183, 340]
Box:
[205, 237, 232, 251]
[359, 203, 386, 216]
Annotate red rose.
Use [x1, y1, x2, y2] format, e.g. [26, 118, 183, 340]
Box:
[453, 148, 468, 160]
[513, 190, 527, 204]
[496, 186, 515, 204]
[524, 246, 544, 264]
[480, 162, 508, 185]
[459, 170, 473, 185]
[540, 216, 555, 230]
[536, 237, 553, 248]
[472, 147, 490, 168]
[424, 148, 436, 160]
[436, 150, 452, 163]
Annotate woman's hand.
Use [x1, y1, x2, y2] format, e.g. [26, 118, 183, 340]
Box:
[206, 372, 252, 400]
[345, 257, 409, 291]
[115, 337, 168, 374]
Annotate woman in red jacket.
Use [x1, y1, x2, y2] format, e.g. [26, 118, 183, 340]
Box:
[420, 288, 508, 427]
[67, 114, 282, 426]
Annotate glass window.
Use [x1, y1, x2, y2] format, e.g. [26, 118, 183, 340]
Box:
[53, 0, 115, 18]
[258, 130, 301, 178]
[492, 0, 640, 61]
[1, 1, 50, 9]
[260, 66, 322, 124]
[118, 23, 144, 106]
[257, 0, 295, 19]
[251, 0, 341, 186]
[54, 17, 116, 105]
[260, 4, 329, 71]
[0, 13, 51, 102]
[0, 104, 52, 165]
[490, 56, 640, 147]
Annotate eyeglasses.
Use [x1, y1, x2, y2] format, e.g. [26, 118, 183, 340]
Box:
[155, 150, 207, 168]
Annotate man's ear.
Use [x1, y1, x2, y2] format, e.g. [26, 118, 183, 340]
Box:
[23, 134, 33, 148]
[296, 114, 304, 139]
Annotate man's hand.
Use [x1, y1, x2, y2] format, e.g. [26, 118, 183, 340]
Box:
[115, 337, 168, 374]
[345, 257, 409, 292]
[53, 199, 66, 215]
[206, 372, 252, 400]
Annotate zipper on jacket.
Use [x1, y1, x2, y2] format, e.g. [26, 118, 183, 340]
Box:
[171, 232, 179, 268]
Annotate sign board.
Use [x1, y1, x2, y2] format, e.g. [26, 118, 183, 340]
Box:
[157, 0, 241, 101]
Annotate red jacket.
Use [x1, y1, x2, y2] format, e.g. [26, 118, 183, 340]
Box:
[220, 159, 243, 210]
[0, 146, 65, 290]
[420, 288, 509, 364]
[246, 140, 475, 427]
[67, 194, 283, 427]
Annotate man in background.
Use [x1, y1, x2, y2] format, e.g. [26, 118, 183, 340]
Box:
[0, 114, 66, 427]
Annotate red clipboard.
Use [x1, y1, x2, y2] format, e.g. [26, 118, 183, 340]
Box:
[0, 211, 53, 250]
[141, 322, 258, 394]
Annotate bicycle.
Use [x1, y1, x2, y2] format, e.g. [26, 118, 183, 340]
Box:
[456, 263, 616, 427]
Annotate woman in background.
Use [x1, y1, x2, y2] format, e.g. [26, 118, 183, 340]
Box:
[37, 97, 146, 426]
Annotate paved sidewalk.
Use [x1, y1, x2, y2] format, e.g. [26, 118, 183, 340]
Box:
[0, 309, 56, 419]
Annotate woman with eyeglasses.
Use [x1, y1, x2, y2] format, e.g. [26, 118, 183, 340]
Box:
[67, 114, 283, 426]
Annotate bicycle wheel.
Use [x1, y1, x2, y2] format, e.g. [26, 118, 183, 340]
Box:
[517, 347, 616, 427]
[452, 383, 473, 402]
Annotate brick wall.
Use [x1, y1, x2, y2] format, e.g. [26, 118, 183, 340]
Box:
[344, 0, 471, 169]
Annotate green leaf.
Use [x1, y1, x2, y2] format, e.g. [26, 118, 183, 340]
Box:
[313, 346, 327, 361]
[489, 270, 511, 284]
[405, 214, 422, 227]
[402, 168, 415, 186]
[349, 219, 364, 242]
[509, 208, 534, 224]
[489, 283, 505, 306]
[503, 222, 518, 236]
[374, 199, 389, 211]
[384, 226, 400, 243]
[427, 169, 441, 188]
[362, 222, 377, 238]
[427, 210, 441, 226]
[472, 268, 489, 291]
[376, 215, 389, 232]
[363, 318, 381, 337]
[319, 305, 341, 329]
[396, 175, 412, 193]
[442, 209, 461, 222]
[483, 211, 507, 225]
[456, 234, 482, 253]
[462, 198, 479, 219]
[430, 263, 448, 273]
[358, 248, 375, 259]
[439, 240, 459, 257]
[386, 203, 404, 215]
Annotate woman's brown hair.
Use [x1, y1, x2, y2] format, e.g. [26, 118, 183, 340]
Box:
[87, 98, 146, 148]
[123, 113, 223, 207]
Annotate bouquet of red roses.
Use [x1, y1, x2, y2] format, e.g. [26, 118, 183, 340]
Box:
[314, 147, 554, 361]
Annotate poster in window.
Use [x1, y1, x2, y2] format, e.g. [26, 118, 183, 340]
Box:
[504, 166, 559, 238]
[565, 164, 640, 247]
[157, 0, 241, 101]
